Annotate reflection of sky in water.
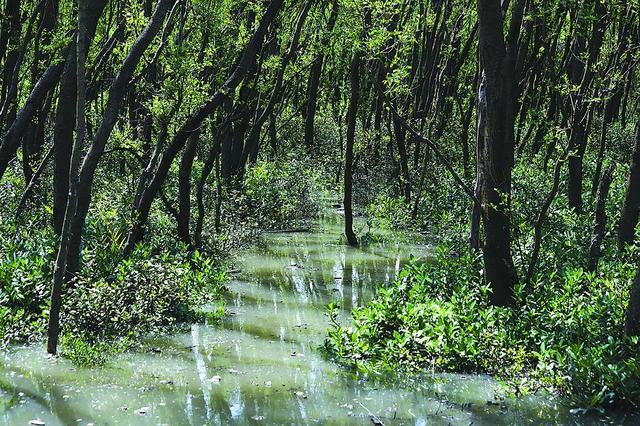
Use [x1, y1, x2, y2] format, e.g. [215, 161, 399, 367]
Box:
[1, 214, 635, 425]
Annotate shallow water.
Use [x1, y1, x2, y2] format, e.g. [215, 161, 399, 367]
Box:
[1, 214, 637, 425]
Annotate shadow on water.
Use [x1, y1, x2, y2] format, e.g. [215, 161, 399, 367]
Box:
[2, 212, 637, 424]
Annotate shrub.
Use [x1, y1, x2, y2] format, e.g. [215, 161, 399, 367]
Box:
[0, 224, 54, 343]
[241, 158, 326, 229]
[365, 194, 412, 230]
[63, 247, 227, 343]
[326, 248, 640, 409]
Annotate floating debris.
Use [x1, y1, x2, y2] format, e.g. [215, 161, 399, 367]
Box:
[135, 406, 151, 415]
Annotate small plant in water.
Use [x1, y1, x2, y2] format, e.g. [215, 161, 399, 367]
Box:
[59, 333, 131, 367]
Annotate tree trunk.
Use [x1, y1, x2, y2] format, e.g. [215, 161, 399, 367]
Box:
[0, 0, 21, 128]
[392, 114, 411, 203]
[47, 3, 168, 350]
[47, 0, 90, 355]
[566, 0, 607, 213]
[476, 0, 524, 306]
[195, 123, 223, 247]
[53, 48, 79, 235]
[344, 50, 360, 247]
[618, 123, 640, 250]
[304, 0, 338, 148]
[588, 163, 615, 271]
[65, 0, 174, 280]
[177, 130, 199, 247]
[240, 0, 313, 170]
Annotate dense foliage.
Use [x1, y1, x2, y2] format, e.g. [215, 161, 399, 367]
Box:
[327, 249, 640, 407]
[0, 0, 640, 414]
[327, 148, 640, 408]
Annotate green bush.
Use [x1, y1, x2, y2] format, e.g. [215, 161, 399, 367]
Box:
[326, 248, 640, 408]
[59, 334, 130, 367]
[365, 194, 411, 230]
[241, 158, 325, 229]
[0, 223, 54, 343]
[64, 247, 227, 343]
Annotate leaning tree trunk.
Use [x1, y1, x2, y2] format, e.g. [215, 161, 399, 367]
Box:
[124, 0, 284, 253]
[65, 0, 174, 281]
[239, 0, 313, 170]
[46, 1, 174, 355]
[0, 0, 21, 129]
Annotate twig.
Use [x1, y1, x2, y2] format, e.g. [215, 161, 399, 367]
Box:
[15, 144, 55, 220]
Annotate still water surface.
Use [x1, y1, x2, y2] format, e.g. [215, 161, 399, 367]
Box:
[1, 215, 636, 424]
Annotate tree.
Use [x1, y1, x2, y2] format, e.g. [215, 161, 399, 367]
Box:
[476, 0, 525, 306]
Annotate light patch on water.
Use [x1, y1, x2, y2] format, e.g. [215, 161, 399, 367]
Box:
[190, 324, 212, 421]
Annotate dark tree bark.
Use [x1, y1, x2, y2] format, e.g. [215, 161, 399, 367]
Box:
[392, 114, 411, 203]
[458, 96, 473, 179]
[66, 0, 174, 279]
[304, 0, 338, 148]
[0, 0, 100, 183]
[476, 0, 524, 306]
[177, 130, 199, 247]
[470, 81, 486, 253]
[240, 0, 313, 170]
[618, 123, 640, 250]
[343, 49, 360, 247]
[47, 0, 173, 355]
[627, 263, 640, 337]
[588, 163, 615, 271]
[566, 0, 607, 213]
[0, 0, 21, 128]
[195, 122, 224, 247]
[53, 47, 79, 235]
[0, 57, 66, 180]
[47, 0, 92, 355]
[1, 1, 44, 129]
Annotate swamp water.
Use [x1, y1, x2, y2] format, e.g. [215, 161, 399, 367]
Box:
[1, 215, 637, 425]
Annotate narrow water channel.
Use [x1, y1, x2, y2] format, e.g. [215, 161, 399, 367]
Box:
[1, 214, 634, 424]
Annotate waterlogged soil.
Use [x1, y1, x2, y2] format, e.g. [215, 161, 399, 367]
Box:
[1, 214, 637, 425]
